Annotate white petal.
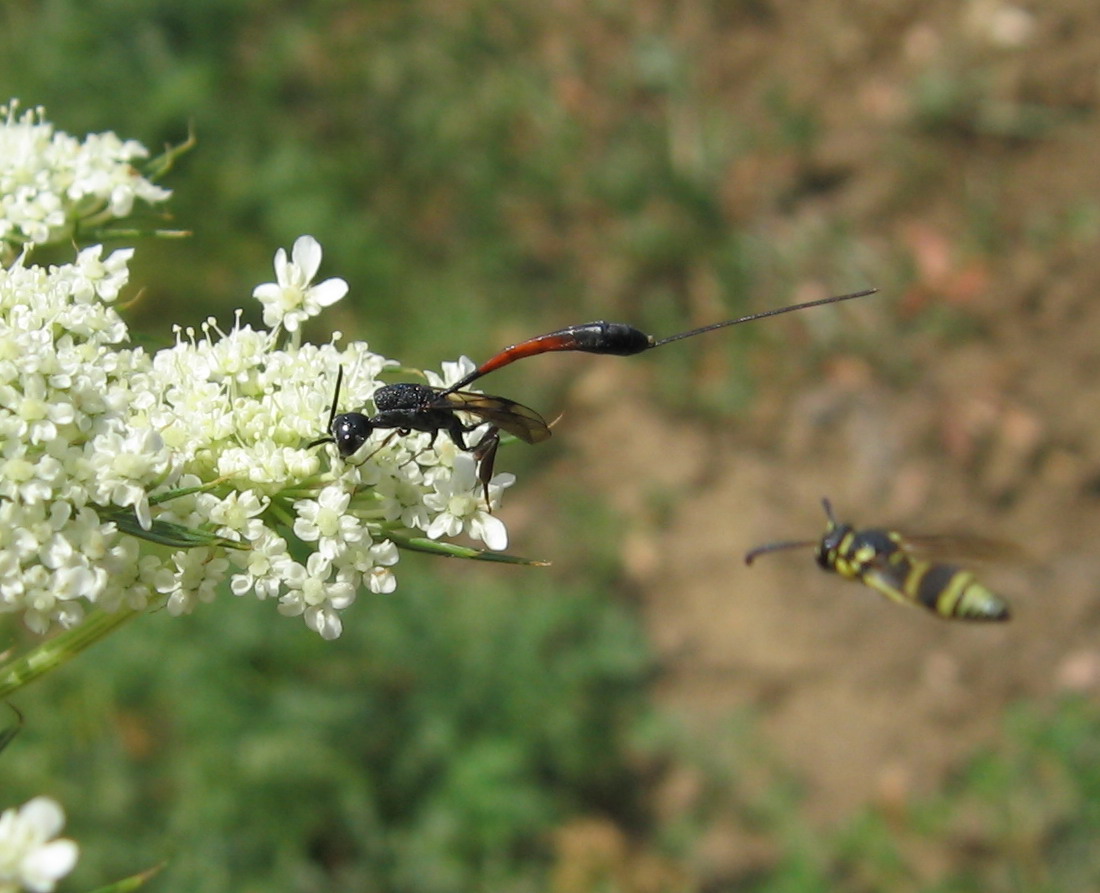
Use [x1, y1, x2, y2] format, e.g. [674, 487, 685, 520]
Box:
[20, 797, 65, 837]
[307, 605, 342, 640]
[426, 514, 457, 540]
[251, 282, 283, 301]
[271, 247, 290, 284]
[291, 236, 322, 281]
[475, 514, 508, 551]
[369, 567, 397, 594]
[308, 277, 348, 308]
[22, 839, 79, 892]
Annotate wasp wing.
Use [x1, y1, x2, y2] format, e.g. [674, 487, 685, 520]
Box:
[892, 533, 1025, 566]
[437, 390, 552, 444]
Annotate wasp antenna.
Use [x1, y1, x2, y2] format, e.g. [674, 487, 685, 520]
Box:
[652, 288, 877, 348]
[308, 366, 345, 449]
[821, 497, 838, 526]
[744, 538, 819, 565]
[325, 366, 345, 433]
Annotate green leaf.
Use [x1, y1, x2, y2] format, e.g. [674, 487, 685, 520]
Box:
[147, 480, 225, 506]
[86, 861, 168, 893]
[389, 533, 550, 566]
[96, 506, 249, 551]
[85, 226, 191, 241]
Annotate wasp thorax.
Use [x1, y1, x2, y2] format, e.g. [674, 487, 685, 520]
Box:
[372, 382, 436, 412]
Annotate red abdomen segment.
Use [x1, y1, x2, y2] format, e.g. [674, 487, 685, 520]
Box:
[448, 322, 654, 392]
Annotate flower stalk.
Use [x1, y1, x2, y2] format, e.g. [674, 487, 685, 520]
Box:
[0, 608, 144, 700]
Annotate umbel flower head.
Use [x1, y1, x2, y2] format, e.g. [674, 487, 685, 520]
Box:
[0, 105, 530, 642]
[0, 99, 171, 248]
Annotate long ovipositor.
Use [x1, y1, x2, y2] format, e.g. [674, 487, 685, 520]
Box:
[439, 288, 877, 395]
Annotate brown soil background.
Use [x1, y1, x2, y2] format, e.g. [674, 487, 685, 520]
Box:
[505, 0, 1100, 874]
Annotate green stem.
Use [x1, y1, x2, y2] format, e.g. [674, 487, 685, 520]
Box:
[0, 607, 144, 699]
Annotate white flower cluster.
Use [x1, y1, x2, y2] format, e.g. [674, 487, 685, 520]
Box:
[0, 100, 171, 247]
[0, 105, 520, 640]
[0, 244, 162, 634]
[147, 262, 515, 637]
[0, 797, 78, 893]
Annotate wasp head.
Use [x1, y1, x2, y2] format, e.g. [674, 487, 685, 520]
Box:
[308, 366, 374, 456]
[330, 412, 374, 458]
[815, 498, 852, 571]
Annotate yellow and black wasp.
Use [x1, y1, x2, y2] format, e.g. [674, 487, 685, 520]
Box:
[744, 498, 1012, 621]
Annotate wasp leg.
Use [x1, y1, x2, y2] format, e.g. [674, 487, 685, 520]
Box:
[351, 429, 402, 467]
[471, 428, 502, 511]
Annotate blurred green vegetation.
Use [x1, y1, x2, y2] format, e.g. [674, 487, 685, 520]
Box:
[6, 566, 666, 893]
[8, 607, 1100, 893]
[2, 1, 1097, 892]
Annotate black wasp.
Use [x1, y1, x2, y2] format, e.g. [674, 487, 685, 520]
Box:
[309, 367, 551, 507]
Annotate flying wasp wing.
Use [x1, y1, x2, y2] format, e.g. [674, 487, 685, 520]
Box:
[437, 389, 553, 444]
[891, 533, 1025, 566]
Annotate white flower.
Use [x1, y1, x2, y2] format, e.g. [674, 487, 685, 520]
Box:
[364, 541, 399, 594]
[68, 131, 171, 217]
[158, 548, 230, 616]
[374, 471, 431, 529]
[293, 485, 366, 560]
[332, 539, 399, 595]
[426, 355, 478, 390]
[0, 797, 78, 893]
[85, 428, 175, 530]
[229, 529, 292, 601]
[61, 244, 134, 303]
[206, 490, 268, 541]
[277, 553, 355, 641]
[424, 453, 513, 550]
[251, 235, 348, 333]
